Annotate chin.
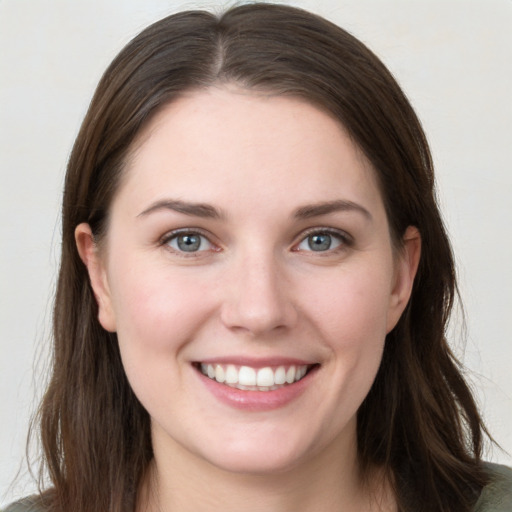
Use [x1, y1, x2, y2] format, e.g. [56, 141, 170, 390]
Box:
[208, 451, 305, 476]
[193, 433, 320, 476]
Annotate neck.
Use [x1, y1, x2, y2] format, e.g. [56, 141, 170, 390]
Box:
[138, 424, 396, 512]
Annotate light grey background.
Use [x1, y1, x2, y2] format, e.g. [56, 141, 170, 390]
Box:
[1, 0, 511, 506]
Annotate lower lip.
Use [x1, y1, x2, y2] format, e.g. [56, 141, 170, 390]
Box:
[196, 367, 318, 411]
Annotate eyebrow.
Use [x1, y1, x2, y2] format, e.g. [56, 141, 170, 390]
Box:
[293, 200, 372, 221]
[137, 198, 371, 222]
[137, 199, 224, 219]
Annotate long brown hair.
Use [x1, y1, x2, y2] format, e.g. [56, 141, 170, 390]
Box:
[32, 4, 488, 511]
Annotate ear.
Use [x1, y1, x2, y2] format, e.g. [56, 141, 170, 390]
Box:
[75, 223, 117, 332]
[386, 226, 421, 332]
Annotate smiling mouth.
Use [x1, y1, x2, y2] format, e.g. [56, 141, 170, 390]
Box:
[195, 363, 317, 391]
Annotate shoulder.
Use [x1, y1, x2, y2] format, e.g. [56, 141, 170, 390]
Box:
[2, 496, 44, 512]
[473, 463, 512, 511]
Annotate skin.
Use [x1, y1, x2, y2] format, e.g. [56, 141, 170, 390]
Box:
[76, 87, 420, 512]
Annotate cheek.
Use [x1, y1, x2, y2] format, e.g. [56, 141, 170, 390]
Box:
[301, 262, 393, 398]
[302, 262, 394, 345]
[280, 264, 394, 451]
[108, 262, 215, 354]
[107, 264, 213, 414]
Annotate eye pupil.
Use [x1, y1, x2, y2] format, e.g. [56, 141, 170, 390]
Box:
[308, 234, 331, 251]
[177, 234, 201, 252]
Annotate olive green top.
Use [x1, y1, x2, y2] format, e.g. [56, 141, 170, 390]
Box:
[4, 463, 512, 511]
[473, 463, 512, 511]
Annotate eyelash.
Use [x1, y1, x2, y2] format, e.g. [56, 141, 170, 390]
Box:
[160, 228, 218, 257]
[293, 227, 353, 253]
[159, 227, 353, 256]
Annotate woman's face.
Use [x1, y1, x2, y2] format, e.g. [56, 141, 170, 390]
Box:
[77, 87, 419, 475]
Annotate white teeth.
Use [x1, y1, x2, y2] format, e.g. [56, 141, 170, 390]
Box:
[199, 363, 311, 390]
[274, 366, 286, 385]
[238, 366, 256, 386]
[256, 367, 274, 387]
[285, 366, 296, 384]
[214, 364, 225, 383]
[225, 364, 238, 384]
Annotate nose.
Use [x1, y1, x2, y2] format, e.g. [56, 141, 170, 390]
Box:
[220, 251, 298, 336]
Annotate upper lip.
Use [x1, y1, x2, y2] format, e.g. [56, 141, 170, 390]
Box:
[194, 356, 318, 368]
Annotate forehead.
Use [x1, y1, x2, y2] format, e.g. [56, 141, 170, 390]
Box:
[116, 87, 383, 218]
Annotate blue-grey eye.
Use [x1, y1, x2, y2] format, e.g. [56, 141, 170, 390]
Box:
[297, 232, 343, 252]
[168, 233, 212, 252]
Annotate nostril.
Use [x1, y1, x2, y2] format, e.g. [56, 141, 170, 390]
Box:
[220, 296, 298, 335]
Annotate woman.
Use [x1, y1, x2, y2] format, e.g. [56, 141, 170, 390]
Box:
[5, 3, 512, 512]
